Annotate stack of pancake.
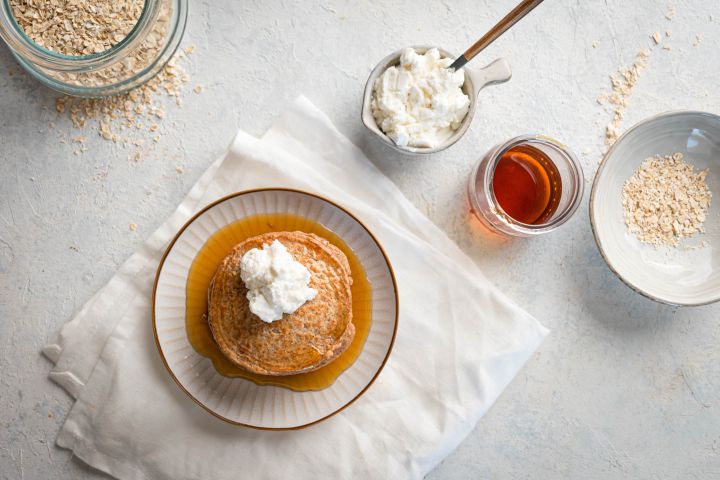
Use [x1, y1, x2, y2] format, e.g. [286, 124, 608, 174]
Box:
[208, 231, 354, 376]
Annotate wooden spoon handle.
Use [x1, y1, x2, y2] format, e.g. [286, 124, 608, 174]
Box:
[450, 0, 544, 70]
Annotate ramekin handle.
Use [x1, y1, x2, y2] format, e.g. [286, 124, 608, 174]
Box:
[468, 58, 512, 93]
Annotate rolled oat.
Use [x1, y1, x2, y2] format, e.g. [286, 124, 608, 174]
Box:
[622, 153, 712, 247]
[10, 0, 145, 56]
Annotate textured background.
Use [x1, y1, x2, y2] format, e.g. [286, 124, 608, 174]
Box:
[1, 0, 719, 478]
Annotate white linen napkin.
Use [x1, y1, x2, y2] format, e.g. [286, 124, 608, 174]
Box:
[44, 97, 548, 480]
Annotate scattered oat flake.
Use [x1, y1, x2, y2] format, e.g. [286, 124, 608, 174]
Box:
[663, 44, 672, 51]
[622, 153, 711, 248]
[129, 223, 138, 231]
[175, 165, 185, 173]
[598, 49, 650, 154]
[592, 40, 599, 48]
[666, 30, 672, 37]
[665, 5, 675, 20]
[652, 32, 661, 44]
[193, 85, 203, 94]
[53, 51, 191, 155]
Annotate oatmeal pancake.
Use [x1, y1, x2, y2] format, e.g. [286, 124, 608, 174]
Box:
[208, 231, 354, 375]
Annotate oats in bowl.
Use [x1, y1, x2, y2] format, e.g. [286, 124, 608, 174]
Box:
[590, 111, 720, 305]
[622, 152, 712, 247]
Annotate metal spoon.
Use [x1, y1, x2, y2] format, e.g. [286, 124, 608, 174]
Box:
[450, 0, 545, 71]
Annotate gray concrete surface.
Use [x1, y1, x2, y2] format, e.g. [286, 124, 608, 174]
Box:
[1, 1, 719, 478]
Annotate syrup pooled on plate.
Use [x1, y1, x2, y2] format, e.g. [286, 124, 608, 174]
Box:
[492, 144, 562, 224]
[185, 213, 372, 392]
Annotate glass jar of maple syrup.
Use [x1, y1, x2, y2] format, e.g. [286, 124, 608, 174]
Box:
[468, 135, 584, 237]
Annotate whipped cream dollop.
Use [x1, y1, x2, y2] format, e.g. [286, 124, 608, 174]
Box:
[239, 240, 317, 323]
[371, 47, 470, 148]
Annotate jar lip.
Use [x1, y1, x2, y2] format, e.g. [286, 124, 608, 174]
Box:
[9, 0, 187, 97]
[0, 0, 159, 68]
[483, 134, 585, 234]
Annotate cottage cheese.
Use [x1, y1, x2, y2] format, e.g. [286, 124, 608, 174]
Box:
[239, 240, 317, 323]
[371, 48, 470, 148]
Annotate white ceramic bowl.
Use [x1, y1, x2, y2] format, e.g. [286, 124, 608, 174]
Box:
[361, 46, 512, 155]
[153, 189, 398, 429]
[590, 111, 720, 306]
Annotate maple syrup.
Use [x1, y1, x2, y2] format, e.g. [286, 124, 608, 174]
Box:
[491, 144, 562, 225]
[185, 213, 372, 392]
[468, 135, 584, 237]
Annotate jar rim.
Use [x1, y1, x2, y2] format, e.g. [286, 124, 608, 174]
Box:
[482, 134, 585, 234]
[2, 0, 188, 97]
[0, 0, 160, 70]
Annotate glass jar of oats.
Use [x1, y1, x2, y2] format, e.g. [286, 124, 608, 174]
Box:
[0, 0, 187, 97]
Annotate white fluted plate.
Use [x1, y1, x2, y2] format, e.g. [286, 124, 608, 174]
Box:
[153, 189, 398, 429]
[591, 111, 720, 306]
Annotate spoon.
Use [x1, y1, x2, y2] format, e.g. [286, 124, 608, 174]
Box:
[450, 0, 545, 71]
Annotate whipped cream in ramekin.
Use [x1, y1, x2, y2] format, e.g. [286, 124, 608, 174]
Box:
[371, 48, 470, 148]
